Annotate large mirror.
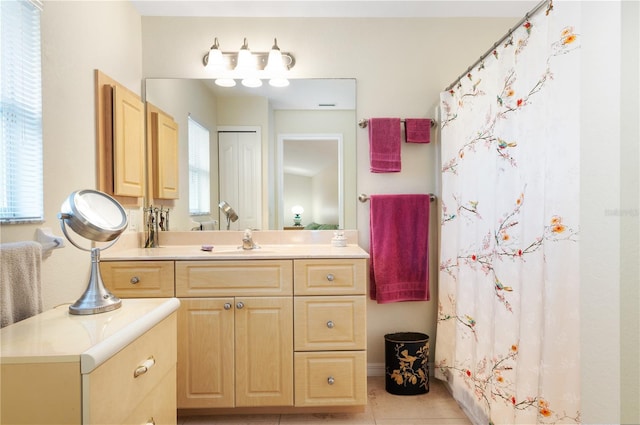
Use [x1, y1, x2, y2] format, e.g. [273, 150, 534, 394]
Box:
[144, 78, 357, 231]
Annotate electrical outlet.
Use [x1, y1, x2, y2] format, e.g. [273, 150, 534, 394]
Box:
[128, 209, 138, 231]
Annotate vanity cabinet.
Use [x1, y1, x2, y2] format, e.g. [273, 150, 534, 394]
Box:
[175, 260, 293, 409]
[293, 259, 368, 407]
[101, 255, 368, 413]
[0, 298, 180, 425]
[177, 297, 293, 409]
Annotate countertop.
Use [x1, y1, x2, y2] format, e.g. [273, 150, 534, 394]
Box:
[100, 244, 370, 261]
[0, 298, 180, 373]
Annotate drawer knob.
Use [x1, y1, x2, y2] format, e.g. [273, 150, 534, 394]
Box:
[130, 276, 140, 284]
[326, 320, 335, 329]
[133, 356, 156, 378]
[326, 273, 335, 282]
[236, 301, 245, 309]
[327, 376, 335, 385]
[224, 303, 232, 310]
[145, 419, 155, 425]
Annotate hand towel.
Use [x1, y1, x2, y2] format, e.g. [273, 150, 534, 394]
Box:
[368, 118, 401, 172]
[369, 194, 430, 303]
[404, 118, 431, 143]
[1, 241, 43, 328]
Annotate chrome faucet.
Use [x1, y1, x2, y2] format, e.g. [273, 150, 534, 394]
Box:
[242, 228, 258, 250]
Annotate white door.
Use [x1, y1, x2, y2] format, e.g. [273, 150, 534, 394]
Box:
[218, 130, 262, 230]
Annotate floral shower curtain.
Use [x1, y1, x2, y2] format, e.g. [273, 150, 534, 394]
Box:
[436, 2, 581, 424]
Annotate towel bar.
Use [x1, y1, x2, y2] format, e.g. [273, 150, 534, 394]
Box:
[359, 193, 436, 203]
[358, 118, 437, 129]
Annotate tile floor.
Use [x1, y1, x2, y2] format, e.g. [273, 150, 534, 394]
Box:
[179, 376, 472, 425]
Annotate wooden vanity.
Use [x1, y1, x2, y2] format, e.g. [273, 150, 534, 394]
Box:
[99, 242, 369, 415]
[0, 298, 180, 425]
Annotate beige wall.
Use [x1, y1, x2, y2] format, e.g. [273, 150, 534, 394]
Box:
[0, 1, 142, 310]
[0, 2, 635, 423]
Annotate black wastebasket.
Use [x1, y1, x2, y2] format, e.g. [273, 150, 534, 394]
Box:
[384, 332, 430, 395]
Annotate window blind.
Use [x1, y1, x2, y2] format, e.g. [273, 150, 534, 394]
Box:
[188, 117, 210, 215]
[0, 0, 43, 223]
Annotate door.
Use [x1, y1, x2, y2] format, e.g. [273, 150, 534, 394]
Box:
[218, 130, 262, 230]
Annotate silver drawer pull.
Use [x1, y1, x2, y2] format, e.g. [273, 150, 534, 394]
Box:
[326, 273, 335, 282]
[130, 276, 140, 284]
[133, 356, 155, 378]
[145, 419, 155, 425]
[326, 320, 335, 329]
[236, 301, 245, 309]
[327, 376, 335, 385]
[224, 303, 232, 310]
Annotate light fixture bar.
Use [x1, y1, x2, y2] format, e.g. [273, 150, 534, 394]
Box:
[202, 47, 295, 70]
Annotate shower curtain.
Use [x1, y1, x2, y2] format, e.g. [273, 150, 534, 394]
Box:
[436, 2, 581, 424]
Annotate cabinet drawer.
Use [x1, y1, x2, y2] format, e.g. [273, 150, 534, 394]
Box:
[83, 313, 177, 425]
[176, 260, 293, 297]
[294, 296, 366, 351]
[101, 261, 175, 298]
[294, 351, 367, 407]
[122, 366, 176, 425]
[294, 259, 367, 295]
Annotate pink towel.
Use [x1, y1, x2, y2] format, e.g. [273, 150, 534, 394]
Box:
[405, 118, 431, 143]
[369, 194, 430, 303]
[368, 118, 401, 172]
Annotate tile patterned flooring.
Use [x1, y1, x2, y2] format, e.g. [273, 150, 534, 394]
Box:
[179, 376, 472, 425]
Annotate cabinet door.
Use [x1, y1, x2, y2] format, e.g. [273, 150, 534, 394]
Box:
[153, 111, 179, 199]
[235, 297, 293, 407]
[177, 298, 235, 408]
[113, 85, 145, 197]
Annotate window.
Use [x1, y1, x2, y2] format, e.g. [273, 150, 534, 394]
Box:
[188, 117, 210, 215]
[0, 0, 43, 223]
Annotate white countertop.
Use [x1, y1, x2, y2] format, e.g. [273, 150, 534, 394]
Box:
[101, 244, 369, 261]
[0, 298, 180, 374]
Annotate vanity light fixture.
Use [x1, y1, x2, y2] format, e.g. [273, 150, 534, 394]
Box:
[202, 37, 295, 88]
[291, 205, 304, 226]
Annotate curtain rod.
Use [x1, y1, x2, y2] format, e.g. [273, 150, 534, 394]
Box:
[444, 0, 552, 92]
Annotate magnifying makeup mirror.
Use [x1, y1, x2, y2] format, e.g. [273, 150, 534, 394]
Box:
[58, 189, 128, 315]
[219, 201, 238, 230]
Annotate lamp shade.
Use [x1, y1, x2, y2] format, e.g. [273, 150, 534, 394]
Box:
[291, 205, 304, 215]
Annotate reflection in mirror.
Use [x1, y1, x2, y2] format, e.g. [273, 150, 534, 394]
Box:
[144, 78, 357, 231]
[278, 134, 342, 230]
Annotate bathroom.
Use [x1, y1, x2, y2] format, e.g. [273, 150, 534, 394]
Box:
[0, 1, 638, 424]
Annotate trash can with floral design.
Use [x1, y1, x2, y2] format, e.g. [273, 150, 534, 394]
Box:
[384, 332, 430, 395]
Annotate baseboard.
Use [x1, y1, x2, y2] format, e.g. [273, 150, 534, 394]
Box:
[367, 362, 385, 377]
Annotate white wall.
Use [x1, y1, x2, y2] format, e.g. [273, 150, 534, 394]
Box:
[0, 1, 142, 310]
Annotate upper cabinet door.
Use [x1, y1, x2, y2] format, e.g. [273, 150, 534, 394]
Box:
[152, 110, 179, 199]
[113, 85, 145, 198]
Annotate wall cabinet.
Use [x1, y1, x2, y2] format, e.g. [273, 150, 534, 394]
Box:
[95, 70, 145, 200]
[147, 103, 179, 200]
[102, 256, 367, 413]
